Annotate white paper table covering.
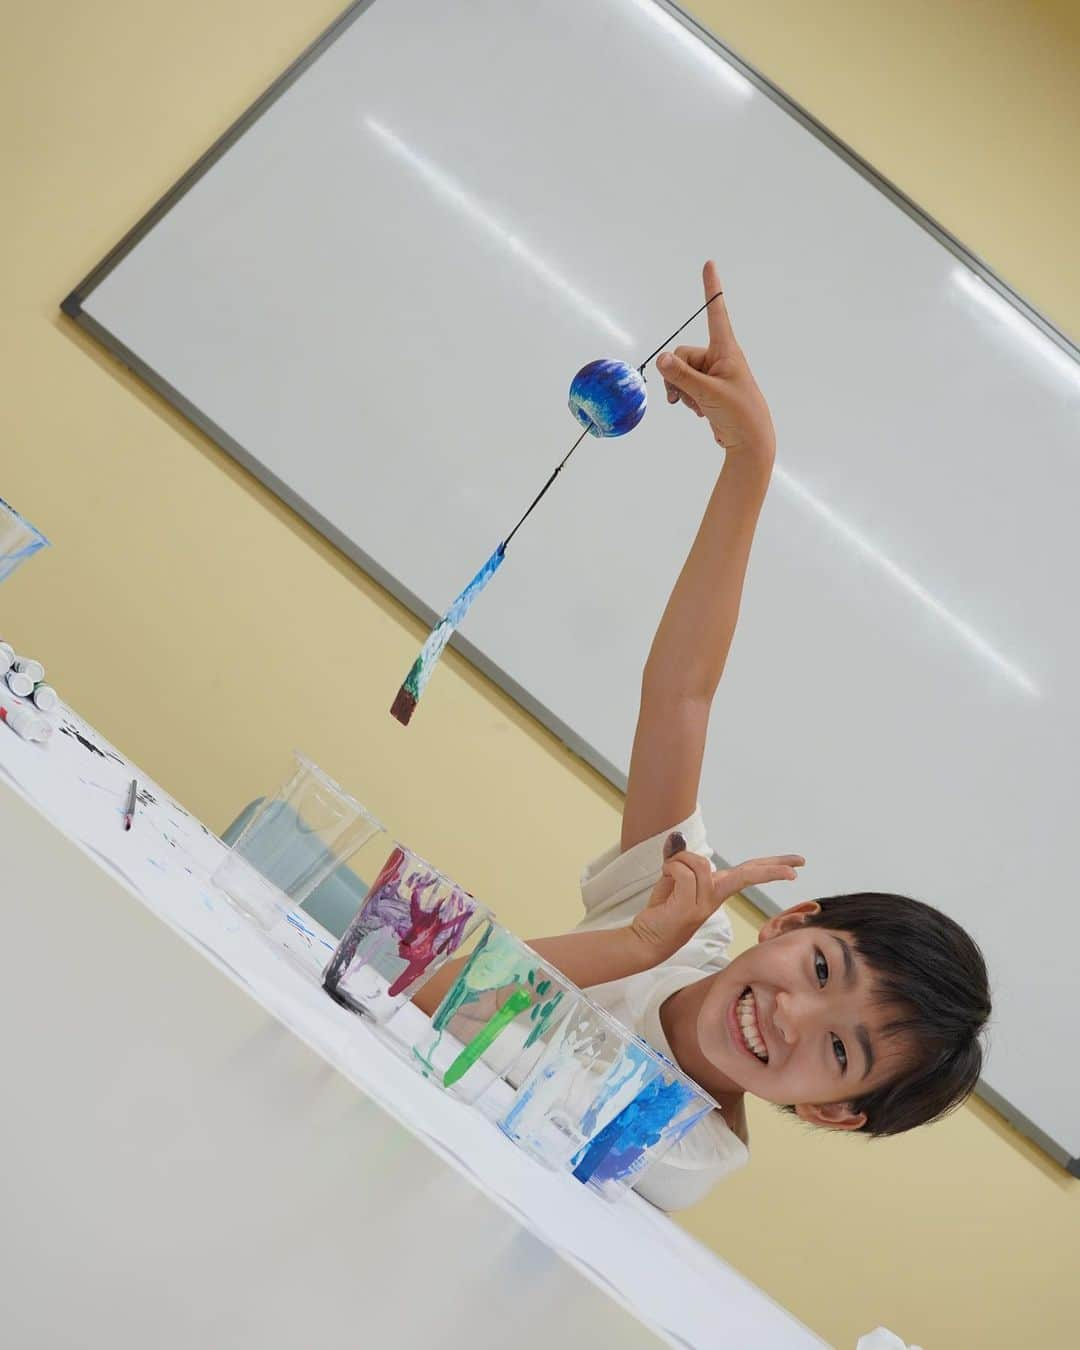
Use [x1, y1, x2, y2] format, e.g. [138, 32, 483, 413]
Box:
[0, 701, 827, 1348]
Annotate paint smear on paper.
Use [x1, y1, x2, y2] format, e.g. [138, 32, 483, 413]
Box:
[59, 720, 123, 763]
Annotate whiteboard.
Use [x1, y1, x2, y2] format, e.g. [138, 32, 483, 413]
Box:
[63, 0, 1080, 1172]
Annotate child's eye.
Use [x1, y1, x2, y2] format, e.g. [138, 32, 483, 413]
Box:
[815, 949, 847, 1070]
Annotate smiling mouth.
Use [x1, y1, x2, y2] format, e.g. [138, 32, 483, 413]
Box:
[733, 986, 769, 1063]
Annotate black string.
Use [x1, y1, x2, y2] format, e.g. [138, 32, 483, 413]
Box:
[499, 290, 724, 551]
[502, 424, 592, 550]
[637, 290, 723, 373]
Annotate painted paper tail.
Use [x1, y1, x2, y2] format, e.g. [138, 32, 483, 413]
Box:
[390, 543, 507, 725]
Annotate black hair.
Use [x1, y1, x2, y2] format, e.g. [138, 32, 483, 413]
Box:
[776, 892, 992, 1138]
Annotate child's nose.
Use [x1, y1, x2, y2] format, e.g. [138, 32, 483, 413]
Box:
[773, 990, 826, 1044]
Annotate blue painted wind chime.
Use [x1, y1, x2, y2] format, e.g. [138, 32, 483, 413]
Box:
[390, 293, 723, 725]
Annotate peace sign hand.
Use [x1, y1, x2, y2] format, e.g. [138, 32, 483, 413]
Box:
[630, 835, 805, 965]
[657, 261, 776, 458]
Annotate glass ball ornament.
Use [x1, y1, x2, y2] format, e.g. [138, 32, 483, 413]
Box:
[567, 359, 647, 437]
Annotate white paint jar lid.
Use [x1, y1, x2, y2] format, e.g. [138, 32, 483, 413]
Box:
[32, 684, 58, 713]
[14, 657, 45, 683]
[6, 670, 34, 697]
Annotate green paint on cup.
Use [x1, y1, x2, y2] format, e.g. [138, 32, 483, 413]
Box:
[443, 987, 533, 1087]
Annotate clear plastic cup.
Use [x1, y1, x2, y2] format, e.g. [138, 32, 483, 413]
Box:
[407, 922, 578, 1109]
[321, 845, 490, 1023]
[569, 1056, 718, 1203]
[499, 1000, 665, 1171]
[0, 497, 49, 584]
[211, 752, 384, 929]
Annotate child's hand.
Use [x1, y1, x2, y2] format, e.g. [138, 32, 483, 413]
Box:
[630, 831, 805, 965]
[657, 260, 776, 458]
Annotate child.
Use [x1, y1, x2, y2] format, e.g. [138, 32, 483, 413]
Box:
[416, 261, 992, 1211]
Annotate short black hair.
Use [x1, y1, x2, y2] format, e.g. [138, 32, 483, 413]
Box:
[775, 892, 992, 1138]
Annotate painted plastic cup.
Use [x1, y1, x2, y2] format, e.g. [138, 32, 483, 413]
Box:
[0, 497, 49, 584]
[499, 999, 666, 1172]
[569, 1055, 718, 1203]
[408, 921, 578, 1109]
[211, 752, 384, 929]
[322, 845, 490, 1023]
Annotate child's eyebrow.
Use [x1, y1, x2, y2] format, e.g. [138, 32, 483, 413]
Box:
[832, 934, 876, 1079]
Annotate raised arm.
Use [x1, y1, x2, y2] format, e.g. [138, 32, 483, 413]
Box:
[621, 261, 777, 854]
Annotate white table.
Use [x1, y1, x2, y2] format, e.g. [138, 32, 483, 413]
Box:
[0, 703, 826, 1349]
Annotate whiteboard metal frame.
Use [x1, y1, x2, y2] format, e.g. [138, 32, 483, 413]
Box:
[58, 0, 1080, 1178]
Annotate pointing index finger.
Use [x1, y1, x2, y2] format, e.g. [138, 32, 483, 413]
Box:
[702, 260, 735, 353]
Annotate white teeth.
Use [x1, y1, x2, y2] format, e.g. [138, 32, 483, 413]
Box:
[736, 990, 768, 1061]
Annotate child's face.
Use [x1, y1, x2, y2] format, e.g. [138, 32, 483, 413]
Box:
[694, 903, 912, 1130]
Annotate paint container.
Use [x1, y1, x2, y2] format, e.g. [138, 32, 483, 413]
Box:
[322, 845, 490, 1024]
[569, 1056, 718, 1203]
[0, 704, 52, 743]
[406, 922, 578, 1112]
[6, 669, 34, 698]
[0, 643, 14, 675]
[13, 657, 44, 684]
[31, 683, 58, 713]
[499, 1000, 667, 1174]
[211, 751, 384, 930]
[0, 498, 49, 585]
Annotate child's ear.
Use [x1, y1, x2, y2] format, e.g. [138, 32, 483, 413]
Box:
[794, 1101, 867, 1131]
[757, 900, 821, 943]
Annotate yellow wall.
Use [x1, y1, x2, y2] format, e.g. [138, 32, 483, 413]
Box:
[3, 2, 1076, 1346]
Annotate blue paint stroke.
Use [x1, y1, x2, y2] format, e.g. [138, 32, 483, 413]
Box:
[571, 1075, 698, 1186]
[580, 1041, 653, 1138]
[287, 911, 336, 951]
[401, 543, 507, 704]
[501, 1058, 558, 1138]
[501, 1034, 653, 1152]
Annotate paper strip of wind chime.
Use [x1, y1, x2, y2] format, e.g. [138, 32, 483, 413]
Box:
[390, 290, 724, 726]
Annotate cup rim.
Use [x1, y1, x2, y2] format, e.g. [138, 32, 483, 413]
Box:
[0, 496, 49, 546]
[290, 750, 385, 830]
[468, 919, 579, 994]
[548, 994, 720, 1114]
[382, 839, 493, 916]
[640, 1049, 720, 1112]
